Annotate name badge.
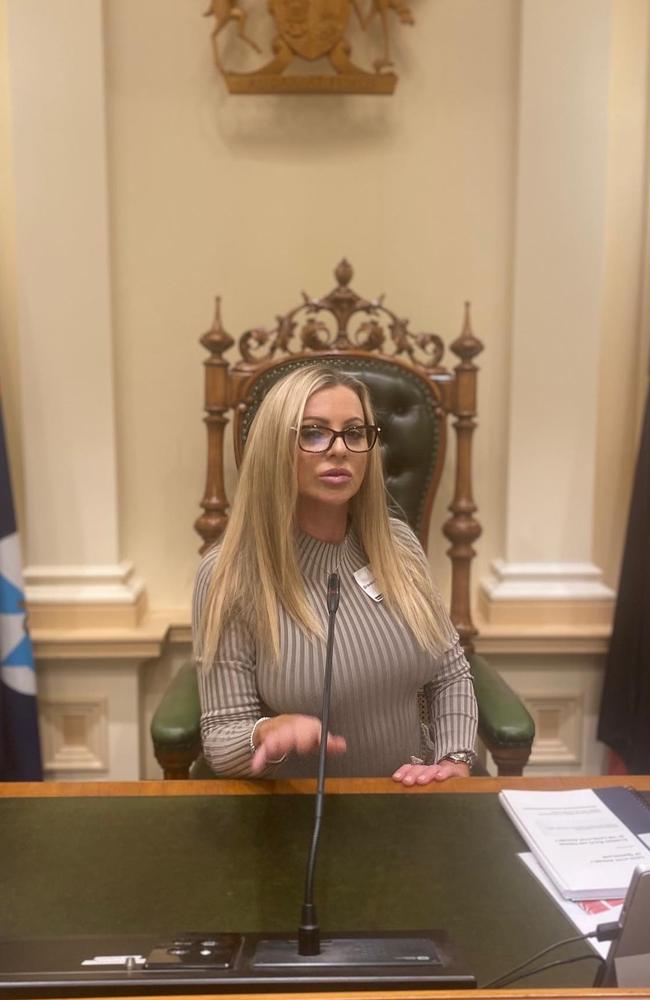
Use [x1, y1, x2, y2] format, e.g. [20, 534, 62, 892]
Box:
[353, 565, 383, 602]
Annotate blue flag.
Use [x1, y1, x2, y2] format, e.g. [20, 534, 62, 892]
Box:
[0, 400, 42, 780]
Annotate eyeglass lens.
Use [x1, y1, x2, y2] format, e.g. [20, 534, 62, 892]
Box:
[299, 425, 377, 452]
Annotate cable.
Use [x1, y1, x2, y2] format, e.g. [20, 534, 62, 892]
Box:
[480, 931, 595, 989]
[492, 952, 604, 989]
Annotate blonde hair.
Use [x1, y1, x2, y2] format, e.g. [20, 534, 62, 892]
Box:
[200, 364, 448, 668]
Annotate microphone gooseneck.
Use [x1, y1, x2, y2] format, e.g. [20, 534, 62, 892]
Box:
[298, 571, 340, 957]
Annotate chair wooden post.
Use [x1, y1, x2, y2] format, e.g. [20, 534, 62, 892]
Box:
[489, 745, 533, 776]
[444, 304, 483, 653]
[194, 297, 234, 554]
[154, 747, 199, 781]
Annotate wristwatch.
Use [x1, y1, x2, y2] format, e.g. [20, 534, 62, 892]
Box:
[439, 750, 475, 767]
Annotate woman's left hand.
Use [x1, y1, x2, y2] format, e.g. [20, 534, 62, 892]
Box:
[392, 760, 470, 785]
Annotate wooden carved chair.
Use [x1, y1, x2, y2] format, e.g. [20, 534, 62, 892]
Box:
[151, 260, 534, 778]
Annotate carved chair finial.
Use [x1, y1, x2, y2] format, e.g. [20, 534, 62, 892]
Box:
[200, 296, 235, 357]
[335, 258, 353, 287]
[450, 301, 483, 365]
[194, 297, 234, 553]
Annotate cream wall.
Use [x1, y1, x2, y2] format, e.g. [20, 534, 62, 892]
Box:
[1, 0, 649, 779]
[0, 0, 22, 518]
[105, 0, 519, 610]
[594, 0, 650, 587]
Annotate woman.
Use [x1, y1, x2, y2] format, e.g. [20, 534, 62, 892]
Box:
[194, 365, 477, 784]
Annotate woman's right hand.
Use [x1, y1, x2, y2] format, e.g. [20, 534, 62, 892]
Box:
[251, 714, 346, 775]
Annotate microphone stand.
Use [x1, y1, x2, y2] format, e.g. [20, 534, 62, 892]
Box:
[298, 571, 340, 956]
[249, 570, 469, 978]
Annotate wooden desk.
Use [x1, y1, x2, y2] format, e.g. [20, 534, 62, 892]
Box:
[2, 776, 650, 1000]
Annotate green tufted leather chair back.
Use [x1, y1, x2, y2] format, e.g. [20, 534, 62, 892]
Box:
[236, 355, 445, 546]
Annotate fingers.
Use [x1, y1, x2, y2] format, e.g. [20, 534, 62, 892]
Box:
[251, 745, 270, 775]
[433, 760, 470, 781]
[251, 715, 346, 774]
[293, 719, 322, 755]
[391, 761, 469, 786]
[392, 763, 442, 786]
[326, 733, 347, 755]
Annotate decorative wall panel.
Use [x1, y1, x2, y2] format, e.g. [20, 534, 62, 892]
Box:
[41, 699, 107, 773]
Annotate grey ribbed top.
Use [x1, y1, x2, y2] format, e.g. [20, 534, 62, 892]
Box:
[194, 519, 477, 778]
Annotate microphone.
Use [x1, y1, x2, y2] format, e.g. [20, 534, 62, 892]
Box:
[326, 573, 340, 614]
[298, 571, 340, 956]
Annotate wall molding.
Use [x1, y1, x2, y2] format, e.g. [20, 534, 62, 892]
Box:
[479, 559, 615, 628]
[29, 610, 190, 660]
[475, 622, 611, 657]
[28, 604, 612, 660]
[25, 562, 146, 629]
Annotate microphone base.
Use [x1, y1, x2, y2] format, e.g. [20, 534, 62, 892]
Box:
[253, 932, 455, 970]
[156, 930, 475, 988]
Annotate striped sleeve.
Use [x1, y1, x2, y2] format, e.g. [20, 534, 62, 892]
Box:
[389, 517, 478, 758]
[424, 640, 478, 761]
[192, 548, 261, 778]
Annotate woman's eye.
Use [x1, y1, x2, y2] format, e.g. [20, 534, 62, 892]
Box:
[345, 426, 365, 440]
[300, 426, 328, 442]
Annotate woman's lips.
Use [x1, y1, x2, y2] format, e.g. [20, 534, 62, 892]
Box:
[319, 469, 352, 485]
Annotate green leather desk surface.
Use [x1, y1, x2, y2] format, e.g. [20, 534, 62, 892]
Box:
[2, 778, 648, 991]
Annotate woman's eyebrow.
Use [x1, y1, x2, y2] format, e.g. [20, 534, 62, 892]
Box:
[301, 416, 365, 426]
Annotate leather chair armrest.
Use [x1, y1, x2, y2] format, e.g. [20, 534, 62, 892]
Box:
[469, 652, 535, 748]
[150, 662, 200, 751]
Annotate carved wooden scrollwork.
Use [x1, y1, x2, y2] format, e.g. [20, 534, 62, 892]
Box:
[239, 259, 445, 371]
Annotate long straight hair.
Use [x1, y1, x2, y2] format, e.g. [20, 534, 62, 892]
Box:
[199, 365, 449, 668]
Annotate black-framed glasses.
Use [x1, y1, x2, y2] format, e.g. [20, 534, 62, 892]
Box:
[296, 423, 380, 453]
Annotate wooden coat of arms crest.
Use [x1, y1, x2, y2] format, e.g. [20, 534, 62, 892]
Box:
[204, 0, 415, 94]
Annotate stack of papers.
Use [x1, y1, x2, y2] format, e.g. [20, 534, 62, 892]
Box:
[499, 787, 650, 901]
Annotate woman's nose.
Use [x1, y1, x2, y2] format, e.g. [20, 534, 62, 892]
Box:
[328, 433, 347, 456]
